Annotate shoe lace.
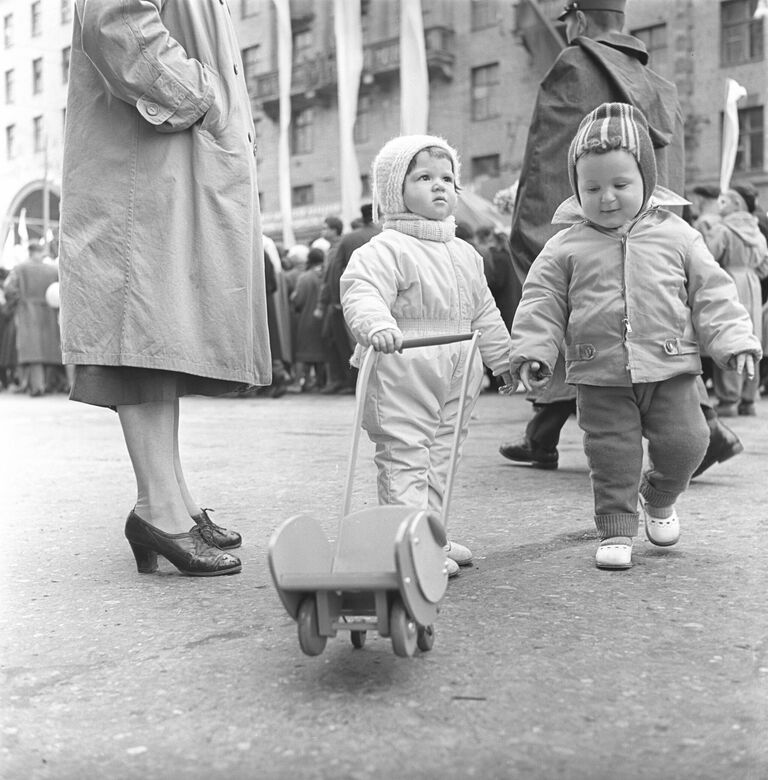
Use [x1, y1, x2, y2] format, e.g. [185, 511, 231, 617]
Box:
[199, 507, 226, 533]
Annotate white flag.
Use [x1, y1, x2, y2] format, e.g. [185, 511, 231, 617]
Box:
[719, 78, 747, 192]
[273, 0, 295, 248]
[334, 0, 363, 230]
[17, 207, 29, 244]
[400, 0, 429, 135]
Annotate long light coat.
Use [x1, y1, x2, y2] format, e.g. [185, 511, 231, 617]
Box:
[59, 0, 270, 385]
[510, 197, 762, 387]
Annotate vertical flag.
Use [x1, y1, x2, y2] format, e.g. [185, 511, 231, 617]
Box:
[754, 0, 768, 19]
[273, 0, 295, 248]
[333, 0, 363, 230]
[720, 78, 747, 192]
[400, 0, 429, 135]
[17, 207, 29, 244]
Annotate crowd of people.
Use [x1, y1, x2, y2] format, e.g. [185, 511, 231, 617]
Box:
[4, 0, 767, 579]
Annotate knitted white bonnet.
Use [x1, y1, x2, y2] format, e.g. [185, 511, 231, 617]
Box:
[371, 134, 461, 222]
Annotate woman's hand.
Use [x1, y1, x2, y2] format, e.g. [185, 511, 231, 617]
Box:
[519, 360, 551, 392]
[370, 328, 403, 354]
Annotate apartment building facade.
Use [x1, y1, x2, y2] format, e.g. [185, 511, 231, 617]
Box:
[0, 0, 766, 250]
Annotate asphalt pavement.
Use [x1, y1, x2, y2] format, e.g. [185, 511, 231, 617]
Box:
[1, 388, 767, 779]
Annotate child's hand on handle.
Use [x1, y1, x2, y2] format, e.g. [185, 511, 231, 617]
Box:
[732, 351, 756, 379]
[370, 328, 404, 354]
[519, 360, 551, 392]
[498, 371, 517, 395]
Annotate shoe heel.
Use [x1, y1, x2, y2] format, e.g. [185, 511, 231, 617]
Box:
[128, 541, 158, 574]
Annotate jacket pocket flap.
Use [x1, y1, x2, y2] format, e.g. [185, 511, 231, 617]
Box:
[662, 337, 699, 356]
[565, 343, 596, 361]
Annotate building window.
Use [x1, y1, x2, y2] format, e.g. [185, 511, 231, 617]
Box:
[4, 69, 13, 104]
[471, 64, 500, 121]
[729, 105, 765, 172]
[31, 1, 42, 37]
[292, 184, 314, 207]
[291, 107, 313, 154]
[471, 0, 497, 30]
[32, 57, 43, 94]
[61, 0, 72, 24]
[61, 46, 70, 84]
[6, 124, 15, 159]
[33, 115, 44, 152]
[632, 23, 669, 76]
[471, 154, 501, 181]
[3, 14, 13, 48]
[241, 0, 260, 18]
[241, 45, 262, 94]
[721, 0, 764, 65]
[354, 94, 372, 144]
[292, 29, 313, 64]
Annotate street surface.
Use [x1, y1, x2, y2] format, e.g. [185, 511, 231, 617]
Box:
[1, 389, 767, 779]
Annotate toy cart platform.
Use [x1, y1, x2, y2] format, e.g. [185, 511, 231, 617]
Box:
[269, 333, 480, 657]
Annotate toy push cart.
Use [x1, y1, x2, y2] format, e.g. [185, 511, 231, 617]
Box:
[269, 332, 481, 657]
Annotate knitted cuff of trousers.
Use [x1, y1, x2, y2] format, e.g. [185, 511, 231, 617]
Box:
[639, 476, 680, 511]
[595, 513, 639, 539]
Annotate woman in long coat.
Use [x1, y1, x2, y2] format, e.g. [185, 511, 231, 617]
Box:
[59, 0, 271, 577]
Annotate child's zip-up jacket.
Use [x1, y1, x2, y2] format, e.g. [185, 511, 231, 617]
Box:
[509, 191, 763, 387]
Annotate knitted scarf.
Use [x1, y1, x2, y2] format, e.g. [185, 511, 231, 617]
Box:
[383, 212, 456, 243]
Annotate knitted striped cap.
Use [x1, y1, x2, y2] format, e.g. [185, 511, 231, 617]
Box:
[372, 134, 461, 221]
[568, 102, 657, 206]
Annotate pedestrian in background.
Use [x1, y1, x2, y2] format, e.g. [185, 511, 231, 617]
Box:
[3, 242, 61, 397]
[341, 135, 513, 577]
[501, 0, 743, 481]
[291, 247, 328, 392]
[701, 188, 768, 417]
[0, 267, 19, 391]
[509, 103, 761, 570]
[58, 1, 271, 577]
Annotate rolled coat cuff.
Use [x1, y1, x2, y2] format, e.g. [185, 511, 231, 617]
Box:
[137, 70, 214, 130]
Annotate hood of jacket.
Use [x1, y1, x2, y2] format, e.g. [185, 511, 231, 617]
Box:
[722, 211, 767, 249]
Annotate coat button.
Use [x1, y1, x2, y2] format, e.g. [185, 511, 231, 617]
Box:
[146, 103, 159, 116]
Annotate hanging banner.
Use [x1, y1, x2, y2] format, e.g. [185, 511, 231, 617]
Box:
[400, 0, 429, 135]
[273, 0, 295, 247]
[719, 78, 747, 193]
[333, 0, 363, 230]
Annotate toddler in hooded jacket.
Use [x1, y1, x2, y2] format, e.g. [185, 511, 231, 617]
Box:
[341, 134, 513, 577]
[509, 103, 761, 570]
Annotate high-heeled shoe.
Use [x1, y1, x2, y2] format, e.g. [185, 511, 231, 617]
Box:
[191, 508, 242, 549]
[124, 511, 242, 576]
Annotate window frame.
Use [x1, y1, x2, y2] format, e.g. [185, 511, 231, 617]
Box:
[720, 0, 764, 66]
[471, 63, 500, 121]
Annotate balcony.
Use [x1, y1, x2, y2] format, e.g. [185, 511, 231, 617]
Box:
[253, 26, 455, 118]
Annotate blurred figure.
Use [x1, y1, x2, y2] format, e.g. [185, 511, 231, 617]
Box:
[0, 267, 18, 390]
[290, 247, 328, 392]
[701, 189, 768, 416]
[315, 204, 380, 394]
[3, 242, 61, 396]
[689, 185, 722, 234]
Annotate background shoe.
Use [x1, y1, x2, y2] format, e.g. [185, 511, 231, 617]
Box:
[738, 401, 756, 416]
[192, 508, 242, 549]
[498, 438, 558, 469]
[445, 557, 460, 578]
[691, 419, 743, 478]
[595, 537, 633, 569]
[641, 503, 680, 547]
[445, 540, 473, 566]
[716, 403, 738, 417]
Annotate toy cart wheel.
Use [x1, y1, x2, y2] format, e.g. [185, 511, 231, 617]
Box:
[350, 630, 367, 649]
[389, 597, 417, 658]
[416, 624, 435, 652]
[297, 596, 327, 656]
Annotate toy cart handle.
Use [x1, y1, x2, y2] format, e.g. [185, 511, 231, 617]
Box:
[340, 331, 481, 535]
[400, 333, 475, 350]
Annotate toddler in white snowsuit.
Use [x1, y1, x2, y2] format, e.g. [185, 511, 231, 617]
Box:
[341, 135, 513, 577]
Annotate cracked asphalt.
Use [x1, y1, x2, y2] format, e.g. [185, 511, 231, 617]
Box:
[2, 389, 767, 779]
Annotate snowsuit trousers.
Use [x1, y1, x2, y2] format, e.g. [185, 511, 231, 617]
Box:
[362, 343, 483, 517]
[576, 374, 709, 539]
